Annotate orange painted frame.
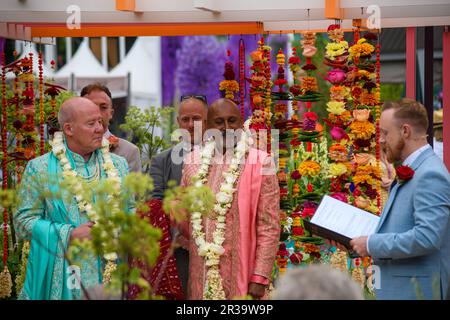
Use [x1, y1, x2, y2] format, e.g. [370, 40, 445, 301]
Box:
[28, 22, 263, 37]
[116, 0, 136, 12]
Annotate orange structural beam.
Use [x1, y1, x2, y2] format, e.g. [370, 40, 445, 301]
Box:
[325, 0, 343, 20]
[116, 0, 136, 12]
[28, 22, 263, 37]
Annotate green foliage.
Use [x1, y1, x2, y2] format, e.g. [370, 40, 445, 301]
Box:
[63, 173, 161, 297]
[380, 83, 404, 102]
[5, 171, 164, 299]
[120, 106, 175, 173]
[162, 180, 215, 224]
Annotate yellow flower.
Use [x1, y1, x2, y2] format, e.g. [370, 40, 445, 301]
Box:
[349, 39, 375, 58]
[298, 160, 321, 177]
[326, 101, 346, 115]
[353, 173, 373, 185]
[326, 41, 349, 59]
[349, 120, 375, 140]
[328, 163, 348, 177]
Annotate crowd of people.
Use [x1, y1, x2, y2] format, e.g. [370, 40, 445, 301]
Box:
[13, 84, 450, 300]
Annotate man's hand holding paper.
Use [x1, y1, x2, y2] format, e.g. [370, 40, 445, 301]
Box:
[306, 195, 380, 257]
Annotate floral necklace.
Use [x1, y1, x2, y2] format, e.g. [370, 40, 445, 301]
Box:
[50, 131, 121, 283]
[190, 129, 250, 300]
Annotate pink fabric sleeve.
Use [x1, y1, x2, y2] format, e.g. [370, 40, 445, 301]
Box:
[253, 155, 280, 280]
[250, 274, 270, 285]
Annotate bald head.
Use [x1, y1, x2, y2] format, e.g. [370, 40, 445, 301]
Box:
[57, 97, 104, 157]
[207, 98, 243, 130]
[58, 97, 98, 127]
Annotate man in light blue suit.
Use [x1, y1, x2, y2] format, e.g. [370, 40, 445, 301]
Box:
[351, 99, 450, 300]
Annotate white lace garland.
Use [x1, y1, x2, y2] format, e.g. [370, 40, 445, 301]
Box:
[190, 128, 251, 300]
[51, 131, 120, 283]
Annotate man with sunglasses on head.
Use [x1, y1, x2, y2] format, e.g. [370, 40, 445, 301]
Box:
[128, 95, 208, 300]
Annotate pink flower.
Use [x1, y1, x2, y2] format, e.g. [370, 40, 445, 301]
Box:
[331, 192, 348, 203]
[326, 68, 346, 84]
[330, 127, 349, 141]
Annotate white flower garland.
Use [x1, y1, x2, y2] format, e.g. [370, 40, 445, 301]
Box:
[51, 131, 120, 283]
[190, 127, 251, 300]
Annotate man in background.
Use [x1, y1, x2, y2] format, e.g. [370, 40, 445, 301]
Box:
[81, 83, 142, 172]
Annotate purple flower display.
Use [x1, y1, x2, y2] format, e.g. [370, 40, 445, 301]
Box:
[175, 36, 226, 105]
[161, 36, 184, 106]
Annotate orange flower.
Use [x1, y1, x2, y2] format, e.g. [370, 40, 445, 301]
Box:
[253, 94, 263, 105]
[277, 171, 287, 183]
[329, 144, 348, 162]
[293, 183, 300, 195]
[303, 243, 320, 254]
[349, 120, 375, 140]
[298, 160, 321, 177]
[301, 76, 319, 92]
[360, 92, 379, 106]
[353, 173, 373, 185]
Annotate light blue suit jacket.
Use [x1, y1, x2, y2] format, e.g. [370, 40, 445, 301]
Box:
[368, 147, 450, 300]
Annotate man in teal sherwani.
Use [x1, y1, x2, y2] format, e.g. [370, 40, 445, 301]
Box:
[351, 99, 450, 300]
[14, 97, 130, 299]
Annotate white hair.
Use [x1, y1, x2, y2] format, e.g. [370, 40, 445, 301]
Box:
[272, 264, 364, 300]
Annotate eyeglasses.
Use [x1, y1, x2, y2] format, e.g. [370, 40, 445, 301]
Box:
[180, 95, 208, 104]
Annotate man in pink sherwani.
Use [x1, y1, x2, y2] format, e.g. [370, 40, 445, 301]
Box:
[178, 98, 280, 300]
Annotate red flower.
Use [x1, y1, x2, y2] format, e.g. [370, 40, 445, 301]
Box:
[277, 243, 289, 257]
[352, 86, 363, 99]
[327, 24, 340, 31]
[289, 56, 301, 64]
[290, 170, 302, 180]
[396, 165, 415, 183]
[307, 183, 313, 193]
[292, 226, 304, 236]
[290, 139, 301, 147]
[303, 112, 318, 121]
[289, 252, 303, 265]
[302, 64, 317, 71]
[301, 207, 316, 218]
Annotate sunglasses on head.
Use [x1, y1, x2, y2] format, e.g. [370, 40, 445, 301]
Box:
[180, 95, 208, 104]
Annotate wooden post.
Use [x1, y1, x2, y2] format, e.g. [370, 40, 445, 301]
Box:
[406, 27, 416, 99]
[443, 26, 450, 170]
[424, 26, 434, 146]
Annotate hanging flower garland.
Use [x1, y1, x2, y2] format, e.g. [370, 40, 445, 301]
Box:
[50, 132, 121, 283]
[219, 50, 239, 101]
[323, 23, 382, 293]
[0, 51, 13, 299]
[249, 38, 272, 151]
[189, 129, 250, 299]
[275, 32, 330, 275]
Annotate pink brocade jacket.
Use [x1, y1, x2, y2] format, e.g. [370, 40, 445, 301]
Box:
[178, 147, 280, 299]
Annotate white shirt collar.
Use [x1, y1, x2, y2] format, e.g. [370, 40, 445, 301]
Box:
[103, 128, 112, 139]
[402, 144, 431, 167]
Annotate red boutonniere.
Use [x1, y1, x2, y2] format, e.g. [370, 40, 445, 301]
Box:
[108, 135, 120, 151]
[395, 165, 415, 184]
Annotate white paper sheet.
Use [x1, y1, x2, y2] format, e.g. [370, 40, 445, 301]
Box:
[310, 195, 380, 239]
